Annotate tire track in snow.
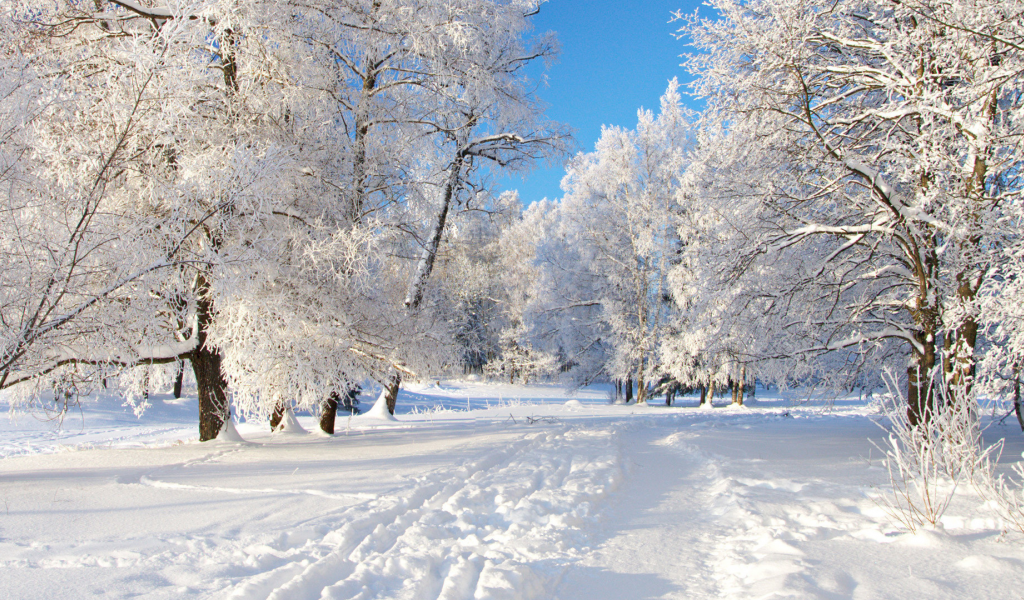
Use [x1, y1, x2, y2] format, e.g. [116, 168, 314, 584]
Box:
[222, 426, 624, 600]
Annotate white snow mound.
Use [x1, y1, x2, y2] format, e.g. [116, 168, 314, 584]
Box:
[274, 407, 308, 434]
[363, 389, 399, 421]
[215, 417, 245, 442]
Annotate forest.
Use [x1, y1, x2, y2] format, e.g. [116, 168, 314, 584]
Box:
[5, 0, 1024, 431]
[3, 1, 1024, 593]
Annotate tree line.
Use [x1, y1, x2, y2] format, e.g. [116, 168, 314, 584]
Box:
[498, 0, 1024, 430]
[3, 0, 1024, 442]
[0, 0, 566, 439]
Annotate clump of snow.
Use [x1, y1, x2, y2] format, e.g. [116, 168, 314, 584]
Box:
[363, 389, 398, 421]
[215, 416, 245, 442]
[273, 407, 308, 434]
[564, 399, 583, 410]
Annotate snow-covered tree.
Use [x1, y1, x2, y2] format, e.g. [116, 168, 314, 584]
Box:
[511, 81, 692, 401]
[372, 0, 569, 413]
[677, 0, 1024, 422]
[1, 0, 567, 437]
[0, 1, 253, 424]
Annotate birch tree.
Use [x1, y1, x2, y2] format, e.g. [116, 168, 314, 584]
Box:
[375, 0, 569, 413]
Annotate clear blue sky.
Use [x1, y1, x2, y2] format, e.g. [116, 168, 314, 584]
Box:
[496, 0, 708, 204]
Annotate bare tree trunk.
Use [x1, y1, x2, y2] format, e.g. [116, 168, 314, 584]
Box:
[1014, 367, 1023, 433]
[636, 373, 647, 404]
[172, 362, 184, 399]
[319, 392, 339, 434]
[382, 370, 401, 415]
[950, 312, 979, 400]
[192, 345, 229, 442]
[735, 367, 746, 406]
[192, 283, 229, 442]
[625, 377, 633, 403]
[270, 401, 286, 430]
[907, 329, 938, 428]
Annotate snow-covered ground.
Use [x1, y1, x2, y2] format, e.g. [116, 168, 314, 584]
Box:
[2, 382, 1023, 599]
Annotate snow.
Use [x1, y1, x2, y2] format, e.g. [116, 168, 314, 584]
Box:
[216, 416, 247, 442]
[363, 389, 399, 422]
[2, 382, 1023, 600]
[273, 408, 308, 435]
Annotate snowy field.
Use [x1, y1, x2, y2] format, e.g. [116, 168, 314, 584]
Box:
[2, 382, 1024, 600]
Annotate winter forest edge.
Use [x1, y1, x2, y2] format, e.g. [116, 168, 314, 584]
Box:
[4, 0, 1024, 567]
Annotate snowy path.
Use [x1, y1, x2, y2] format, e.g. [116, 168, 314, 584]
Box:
[2, 416, 626, 600]
[557, 418, 1024, 600]
[3, 385, 1024, 599]
[221, 426, 623, 600]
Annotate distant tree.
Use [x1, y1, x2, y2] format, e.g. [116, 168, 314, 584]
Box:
[510, 82, 692, 401]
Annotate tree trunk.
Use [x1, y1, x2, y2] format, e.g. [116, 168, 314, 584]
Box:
[950, 313, 979, 399]
[192, 345, 229, 442]
[382, 370, 401, 415]
[1014, 368, 1023, 433]
[636, 373, 647, 404]
[735, 367, 746, 406]
[319, 392, 339, 434]
[625, 377, 633, 403]
[382, 149, 468, 414]
[404, 155, 464, 310]
[172, 362, 184, 399]
[699, 385, 707, 407]
[270, 401, 286, 430]
[192, 284, 229, 442]
[907, 329, 938, 428]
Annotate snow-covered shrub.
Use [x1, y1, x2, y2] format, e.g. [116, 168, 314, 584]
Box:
[979, 460, 1024, 534]
[874, 372, 1001, 532]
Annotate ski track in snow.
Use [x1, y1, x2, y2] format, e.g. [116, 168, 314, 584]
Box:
[216, 427, 624, 600]
[3, 424, 624, 600]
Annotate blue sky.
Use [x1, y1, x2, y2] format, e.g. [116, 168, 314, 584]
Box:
[496, 0, 708, 204]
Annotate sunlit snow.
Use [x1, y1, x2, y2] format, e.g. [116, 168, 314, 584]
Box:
[3, 382, 1022, 599]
